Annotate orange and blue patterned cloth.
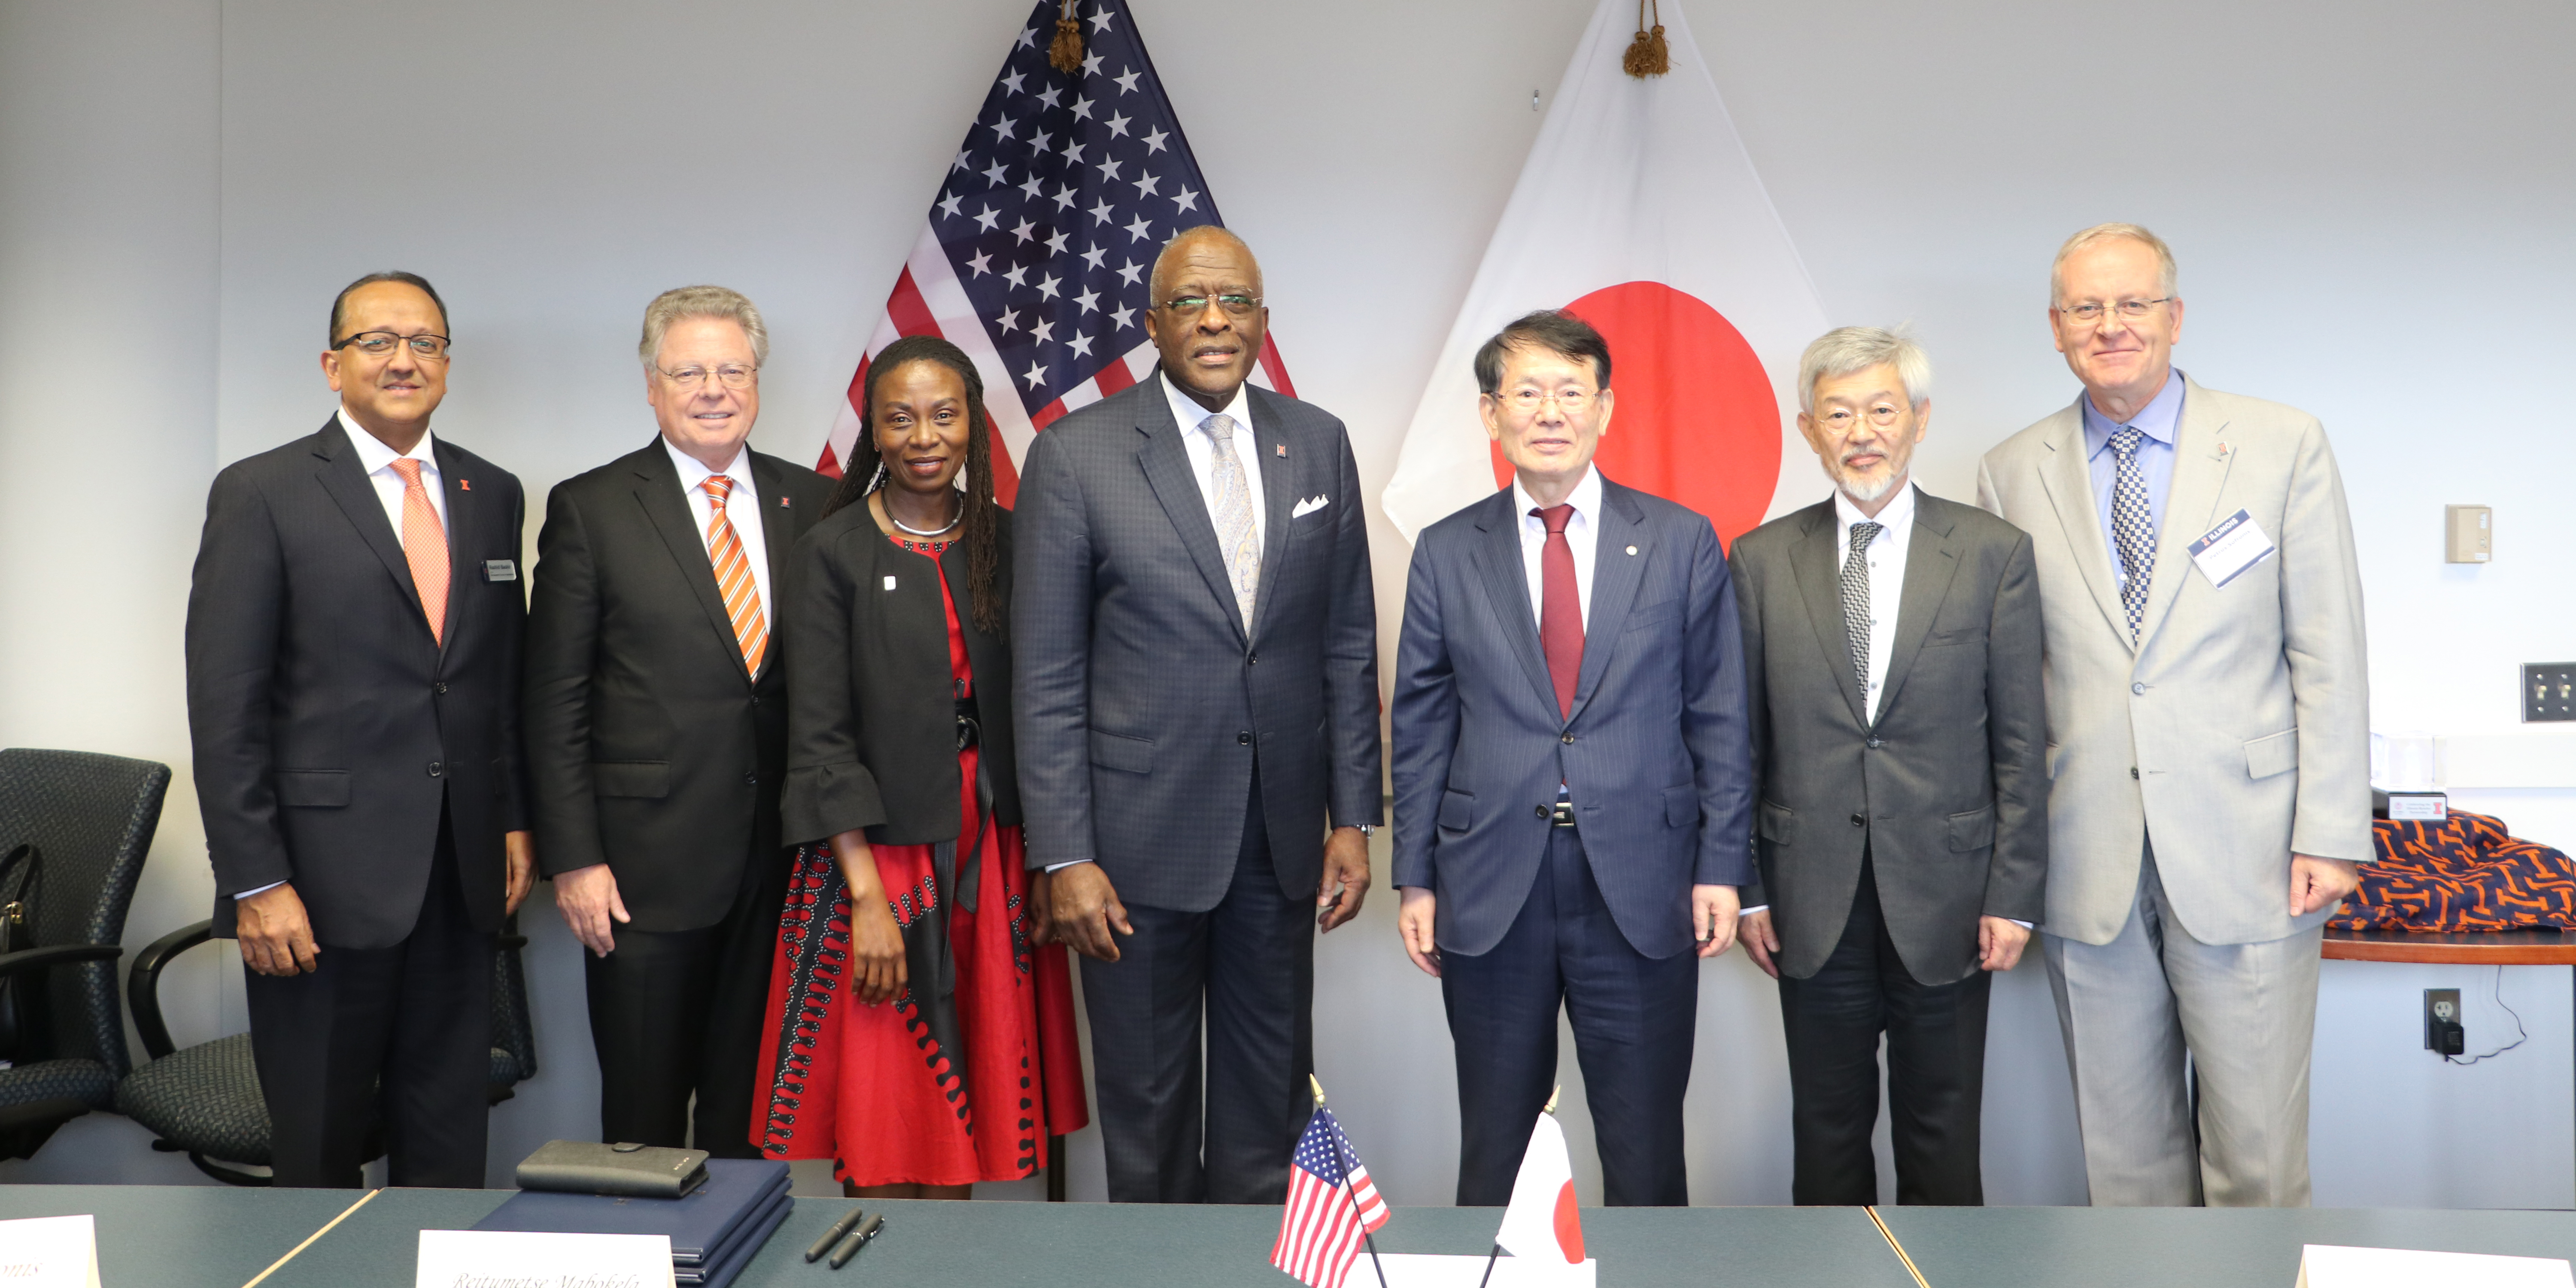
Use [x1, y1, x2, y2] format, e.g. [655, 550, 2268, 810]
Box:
[2330, 810, 2576, 932]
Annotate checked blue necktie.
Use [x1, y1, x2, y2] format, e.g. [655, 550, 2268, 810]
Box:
[2108, 425, 2156, 642]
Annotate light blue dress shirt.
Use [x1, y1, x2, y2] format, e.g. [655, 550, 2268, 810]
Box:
[2080, 371, 2184, 589]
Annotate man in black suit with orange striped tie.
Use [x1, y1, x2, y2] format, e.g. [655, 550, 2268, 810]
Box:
[526, 286, 833, 1154]
[187, 271, 535, 1188]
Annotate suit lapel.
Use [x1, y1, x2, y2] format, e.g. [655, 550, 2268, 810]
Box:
[1467, 493, 1560, 717]
[1246, 393, 1297, 644]
[1786, 504, 1869, 726]
[2135, 378, 2237, 650]
[1133, 374, 1250, 642]
[749, 452, 799, 681]
[2032, 401, 2135, 650]
[1870, 490, 1964, 722]
[1566, 482, 1647, 722]
[431, 437, 477, 664]
[633, 440, 754, 685]
[311, 419, 433, 641]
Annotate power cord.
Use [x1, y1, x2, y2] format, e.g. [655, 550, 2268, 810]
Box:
[2445, 966, 2529, 1066]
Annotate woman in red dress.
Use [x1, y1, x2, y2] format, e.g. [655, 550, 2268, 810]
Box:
[753, 335, 1085, 1197]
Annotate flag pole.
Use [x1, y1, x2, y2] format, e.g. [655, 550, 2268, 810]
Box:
[1479, 1086, 1562, 1288]
[1311, 1076, 1390, 1288]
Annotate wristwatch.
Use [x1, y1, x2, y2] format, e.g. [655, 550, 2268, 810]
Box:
[1351, 824, 1376, 837]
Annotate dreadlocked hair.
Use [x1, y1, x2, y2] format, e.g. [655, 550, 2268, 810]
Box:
[823, 335, 1005, 638]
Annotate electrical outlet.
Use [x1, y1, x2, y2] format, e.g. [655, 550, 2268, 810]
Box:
[2525, 664, 2576, 723]
[2425, 988, 2464, 1054]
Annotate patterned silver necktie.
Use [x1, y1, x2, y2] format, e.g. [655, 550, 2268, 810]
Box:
[1203, 413, 1261, 625]
[1840, 521, 1882, 702]
[2108, 425, 2155, 642]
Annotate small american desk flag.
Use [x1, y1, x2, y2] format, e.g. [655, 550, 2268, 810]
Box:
[1271, 1104, 1388, 1288]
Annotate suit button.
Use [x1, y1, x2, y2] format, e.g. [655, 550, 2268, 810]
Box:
[1866, 737, 1884, 749]
[433, 682, 448, 695]
[1238, 732, 1252, 746]
[1247, 653, 1259, 666]
[428, 762, 444, 778]
[1850, 813, 1865, 827]
[1560, 732, 1575, 744]
[749, 693, 760, 706]
[744, 772, 758, 785]
[2131, 767, 2141, 780]
[1536, 805, 1549, 819]
[2132, 682, 2147, 695]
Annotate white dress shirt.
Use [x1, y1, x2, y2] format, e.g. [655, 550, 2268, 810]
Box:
[1163, 375, 1265, 552]
[1510, 464, 1603, 631]
[1834, 482, 1917, 725]
[662, 437, 773, 639]
[340, 408, 446, 543]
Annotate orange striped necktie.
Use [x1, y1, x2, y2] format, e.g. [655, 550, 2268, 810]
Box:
[387, 458, 449, 645]
[701, 476, 767, 674]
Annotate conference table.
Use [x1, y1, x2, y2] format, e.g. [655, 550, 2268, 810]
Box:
[6, 1184, 2576, 1288]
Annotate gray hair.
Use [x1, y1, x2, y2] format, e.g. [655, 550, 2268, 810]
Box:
[1796, 326, 1931, 413]
[638, 285, 769, 373]
[2050, 223, 2178, 303]
[1149, 225, 1259, 302]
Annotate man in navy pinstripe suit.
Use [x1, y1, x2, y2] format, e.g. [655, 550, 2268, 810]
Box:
[1014, 228, 1382, 1204]
[1391, 310, 1755, 1206]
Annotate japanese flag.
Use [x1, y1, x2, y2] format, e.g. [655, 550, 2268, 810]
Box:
[1379, 0, 1829, 548]
[1494, 1112, 1593, 1282]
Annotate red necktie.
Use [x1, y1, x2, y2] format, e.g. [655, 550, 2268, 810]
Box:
[1535, 504, 1583, 719]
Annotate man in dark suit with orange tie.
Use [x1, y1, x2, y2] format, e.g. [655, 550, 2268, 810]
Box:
[1391, 310, 1754, 1206]
[187, 271, 535, 1188]
[525, 286, 833, 1153]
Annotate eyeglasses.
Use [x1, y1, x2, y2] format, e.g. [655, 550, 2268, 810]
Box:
[2055, 298, 2172, 326]
[1159, 294, 1261, 318]
[659, 363, 758, 389]
[1814, 405, 1905, 432]
[334, 331, 451, 361]
[1496, 387, 1597, 413]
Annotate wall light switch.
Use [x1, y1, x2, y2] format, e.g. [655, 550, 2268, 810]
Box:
[2446, 504, 2492, 563]
[2527, 664, 2576, 723]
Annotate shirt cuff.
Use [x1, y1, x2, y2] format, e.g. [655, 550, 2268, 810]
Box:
[234, 881, 287, 900]
[1738, 904, 1768, 916]
[1043, 860, 1094, 874]
[2008, 918, 2032, 929]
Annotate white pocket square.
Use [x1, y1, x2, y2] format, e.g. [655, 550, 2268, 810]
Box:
[1291, 495, 1329, 517]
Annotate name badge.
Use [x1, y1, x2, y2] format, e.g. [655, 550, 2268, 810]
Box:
[2186, 509, 2276, 589]
[0, 1214, 99, 1287]
[483, 559, 518, 583]
[415, 1230, 675, 1288]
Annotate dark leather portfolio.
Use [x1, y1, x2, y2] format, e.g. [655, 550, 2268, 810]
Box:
[477, 1157, 791, 1269]
[512, 1139, 711, 1199]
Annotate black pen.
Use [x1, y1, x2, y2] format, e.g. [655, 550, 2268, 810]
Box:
[829, 1213, 885, 1270]
[805, 1205, 866, 1263]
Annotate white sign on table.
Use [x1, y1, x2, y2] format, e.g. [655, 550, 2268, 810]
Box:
[2296, 1243, 2575, 1288]
[0, 1214, 100, 1288]
[414, 1229, 676, 1288]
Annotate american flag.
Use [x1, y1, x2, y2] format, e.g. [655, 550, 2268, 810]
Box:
[817, 0, 1295, 503]
[1271, 1105, 1389, 1288]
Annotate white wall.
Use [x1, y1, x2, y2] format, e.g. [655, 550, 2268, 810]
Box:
[3, 0, 2571, 1208]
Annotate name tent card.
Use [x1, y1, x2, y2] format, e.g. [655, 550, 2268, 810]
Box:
[0, 1215, 100, 1288]
[2296, 1244, 2574, 1288]
[415, 1229, 676, 1288]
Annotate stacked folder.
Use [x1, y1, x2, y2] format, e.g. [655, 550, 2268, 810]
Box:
[475, 1158, 793, 1288]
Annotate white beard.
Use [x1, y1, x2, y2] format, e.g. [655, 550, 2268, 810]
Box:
[1826, 455, 1907, 506]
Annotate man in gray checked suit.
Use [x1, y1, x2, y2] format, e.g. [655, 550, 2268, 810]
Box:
[1014, 226, 1382, 1204]
[1732, 327, 2046, 1207]
[1978, 224, 2370, 1206]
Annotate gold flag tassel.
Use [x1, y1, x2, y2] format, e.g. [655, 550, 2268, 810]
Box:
[1048, 0, 1084, 73]
[1622, 0, 1670, 78]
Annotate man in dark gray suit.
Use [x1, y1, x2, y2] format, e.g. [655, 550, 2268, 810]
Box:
[1391, 310, 1753, 1206]
[1732, 326, 2047, 1206]
[1013, 226, 1381, 1204]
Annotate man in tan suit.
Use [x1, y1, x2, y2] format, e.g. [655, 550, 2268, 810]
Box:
[1977, 224, 2369, 1207]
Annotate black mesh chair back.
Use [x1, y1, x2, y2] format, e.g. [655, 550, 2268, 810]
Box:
[0, 747, 168, 1157]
